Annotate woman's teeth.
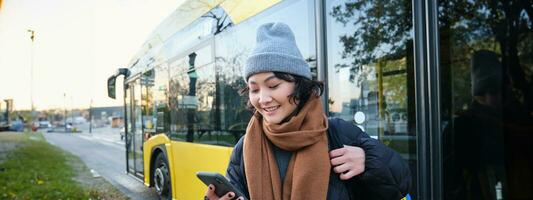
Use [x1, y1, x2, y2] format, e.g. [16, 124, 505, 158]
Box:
[264, 106, 279, 112]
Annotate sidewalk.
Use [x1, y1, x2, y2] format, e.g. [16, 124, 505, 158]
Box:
[76, 123, 125, 146]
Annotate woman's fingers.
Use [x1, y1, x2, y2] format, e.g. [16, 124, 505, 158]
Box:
[329, 147, 346, 158]
[339, 168, 359, 180]
[333, 162, 351, 174]
[220, 191, 236, 200]
[204, 184, 239, 200]
[330, 145, 365, 179]
[205, 184, 219, 200]
[330, 154, 348, 166]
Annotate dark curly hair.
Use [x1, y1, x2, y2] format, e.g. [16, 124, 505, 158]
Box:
[240, 72, 324, 122]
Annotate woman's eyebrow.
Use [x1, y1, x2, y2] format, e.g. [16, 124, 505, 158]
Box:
[264, 75, 277, 82]
[249, 75, 277, 84]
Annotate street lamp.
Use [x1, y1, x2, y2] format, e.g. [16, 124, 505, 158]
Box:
[89, 99, 93, 133]
[27, 29, 35, 113]
[64, 93, 67, 132]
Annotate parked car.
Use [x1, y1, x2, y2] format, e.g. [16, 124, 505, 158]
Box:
[38, 121, 52, 129]
[9, 120, 24, 132]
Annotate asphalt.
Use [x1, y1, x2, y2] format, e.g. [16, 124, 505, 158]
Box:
[42, 125, 158, 200]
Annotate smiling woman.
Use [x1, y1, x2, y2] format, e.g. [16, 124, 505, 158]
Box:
[203, 22, 411, 200]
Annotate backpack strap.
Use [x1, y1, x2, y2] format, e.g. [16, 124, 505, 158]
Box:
[327, 117, 363, 199]
[327, 118, 344, 150]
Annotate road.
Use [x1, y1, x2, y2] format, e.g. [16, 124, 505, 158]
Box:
[43, 125, 158, 200]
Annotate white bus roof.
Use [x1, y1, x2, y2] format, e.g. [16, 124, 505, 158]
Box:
[126, 0, 281, 72]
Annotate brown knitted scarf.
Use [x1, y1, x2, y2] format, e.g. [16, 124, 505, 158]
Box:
[243, 96, 330, 200]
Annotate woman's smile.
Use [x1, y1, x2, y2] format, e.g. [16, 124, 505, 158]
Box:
[262, 105, 280, 115]
[248, 72, 297, 124]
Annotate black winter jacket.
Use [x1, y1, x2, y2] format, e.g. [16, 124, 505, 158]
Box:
[226, 118, 412, 199]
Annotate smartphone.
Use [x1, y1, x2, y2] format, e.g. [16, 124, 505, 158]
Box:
[196, 172, 248, 200]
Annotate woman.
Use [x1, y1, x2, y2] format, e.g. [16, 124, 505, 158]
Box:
[205, 22, 411, 200]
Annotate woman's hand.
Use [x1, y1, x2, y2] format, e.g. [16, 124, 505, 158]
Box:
[204, 184, 244, 200]
[329, 145, 365, 180]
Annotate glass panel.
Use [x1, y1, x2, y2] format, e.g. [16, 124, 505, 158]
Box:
[142, 70, 156, 136]
[215, 0, 317, 79]
[133, 79, 144, 175]
[143, 65, 170, 135]
[153, 64, 170, 134]
[161, 16, 216, 62]
[125, 86, 134, 174]
[439, 1, 533, 199]
[325, 0, 416, 197]
[169, 56, 188, 140]
[169, 45, 220, 145]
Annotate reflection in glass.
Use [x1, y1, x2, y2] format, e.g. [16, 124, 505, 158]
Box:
[142, 70, 155, 135]
[325, 0, 416, 197]
[133, 79, 144, 175]
[149, 64, 170, 134]
[439, 1, 533, 199]
[125, 85, 134, 174]
[169, 46, 218, 144]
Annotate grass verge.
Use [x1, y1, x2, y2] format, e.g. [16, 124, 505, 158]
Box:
[0, 132, 127, 199]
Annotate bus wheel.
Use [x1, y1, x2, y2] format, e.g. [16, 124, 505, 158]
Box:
[154, 153, 171, 199]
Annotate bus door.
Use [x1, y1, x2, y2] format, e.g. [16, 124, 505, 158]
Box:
[126, 78, 144, 178]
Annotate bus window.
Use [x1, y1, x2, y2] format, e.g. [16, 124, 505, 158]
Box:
[131, 79, 143, 175]
[439, 1, 533, 199]
[325, 0, 417, 197]
[142, 70, 156, 136]
[148, 64, 170, 134]
[169, 44, 220, 144]
[124, 82, 133, 172]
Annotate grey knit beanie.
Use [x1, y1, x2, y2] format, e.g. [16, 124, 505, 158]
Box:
[243, 22, 311, 81]
[471, 50, 503, 96]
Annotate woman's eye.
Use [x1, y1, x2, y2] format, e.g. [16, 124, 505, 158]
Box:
[250, 89, 259, 93]
[269, 84, 280, 89]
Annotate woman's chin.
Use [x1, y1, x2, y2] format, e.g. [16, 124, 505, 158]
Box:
[263, 116, 282, 124]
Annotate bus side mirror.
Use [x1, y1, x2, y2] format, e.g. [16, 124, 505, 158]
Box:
[108, 75, 117, 99]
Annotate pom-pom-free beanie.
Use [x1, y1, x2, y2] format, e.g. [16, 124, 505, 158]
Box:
[243, 22, 311, 81]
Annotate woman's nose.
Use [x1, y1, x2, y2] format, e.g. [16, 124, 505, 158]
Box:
[258, 91, 272, 104]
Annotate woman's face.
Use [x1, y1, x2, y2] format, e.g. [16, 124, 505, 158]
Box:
[248, 72, 297, 124]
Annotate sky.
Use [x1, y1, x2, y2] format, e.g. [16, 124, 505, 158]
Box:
[0, 0, 184, 111]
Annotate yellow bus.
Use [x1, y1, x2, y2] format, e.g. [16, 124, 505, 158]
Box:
[108, 0, 533, 199]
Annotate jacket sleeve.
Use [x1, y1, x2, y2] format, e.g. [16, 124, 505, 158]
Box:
[225, 136, 250, 198]
[333, 118, 412, 199]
